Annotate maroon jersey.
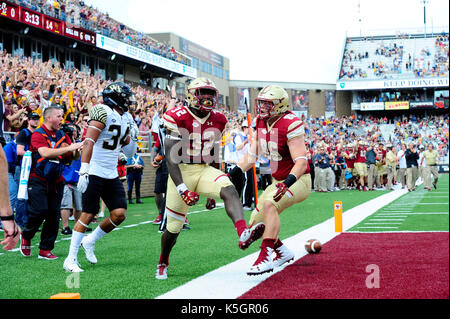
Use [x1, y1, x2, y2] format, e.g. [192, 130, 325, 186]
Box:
[345, 149, 355, 168]
[163, 105, 227, 164]
[355, 146, 367, 163]
[376, 147, 387, 164]
[256, 111, 310, 181]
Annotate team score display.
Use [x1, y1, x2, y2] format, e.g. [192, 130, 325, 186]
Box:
[225, 303, 269, 314]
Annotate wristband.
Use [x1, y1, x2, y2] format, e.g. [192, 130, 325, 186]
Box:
[176, 183, 188, 195]
[79, 162, 90, 175]
[283, 174, 298, 188]
[0, 214, 15, 221]
[248, 150, 258, 158]
[293, 156, 308, 162]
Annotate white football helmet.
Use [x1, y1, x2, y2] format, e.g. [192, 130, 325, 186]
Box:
[185, 77, 218, 113]
[256, 85, 289, 120]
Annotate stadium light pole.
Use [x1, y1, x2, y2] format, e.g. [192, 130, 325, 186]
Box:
[422, 0, 429, 38]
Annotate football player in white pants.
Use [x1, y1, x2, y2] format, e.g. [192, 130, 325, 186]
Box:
[63, 82, 138, 272]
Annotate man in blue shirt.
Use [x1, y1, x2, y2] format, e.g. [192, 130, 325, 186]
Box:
[126, 152, 145, 204]
[317, 146, 333, 192]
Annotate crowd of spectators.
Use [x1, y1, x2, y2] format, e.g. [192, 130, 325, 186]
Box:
[0, 51, 182, 151]
[339, 34, 449, 80]
[222, 112, 448, 193]
[10, 0, 191, 66]
[2, 47, 448, 194]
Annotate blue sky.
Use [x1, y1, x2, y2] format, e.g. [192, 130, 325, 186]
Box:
[84, 0, 449, 83]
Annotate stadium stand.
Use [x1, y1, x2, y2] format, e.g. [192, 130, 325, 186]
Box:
[339, 33, 449, 80]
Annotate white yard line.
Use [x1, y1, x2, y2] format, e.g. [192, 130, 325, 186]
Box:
[369, 219, 405, 221]
[156, 189, 408, 299]
[357, 226, 399, 229]
[377, 212, 448, 215]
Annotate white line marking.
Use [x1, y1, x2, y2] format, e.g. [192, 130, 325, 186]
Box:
[369, 219, 405, 221]
[346, 230, 449, 234]
[364, 222, 403, 225]
[377, 212, 448, 215]
[156, 189, 408, 299]
[357, 226, 399, 229]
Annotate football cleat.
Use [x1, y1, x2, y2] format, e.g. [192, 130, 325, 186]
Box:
[63, 257, 84, 273]
[247, 247, 274, 276]
[239, 222, 265, 250]
[20, 235, 31, 257]
[273, 244, 295, 268]
[152, 214, 162, 225]
[81, 237, 97, 264]
[155, 263, 168, 280]
[38, 250, 58, 260]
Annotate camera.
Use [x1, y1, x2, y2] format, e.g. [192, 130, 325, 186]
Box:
[61, 123, 80, 142]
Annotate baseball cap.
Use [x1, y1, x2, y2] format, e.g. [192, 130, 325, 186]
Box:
[29, 112, 40, 120]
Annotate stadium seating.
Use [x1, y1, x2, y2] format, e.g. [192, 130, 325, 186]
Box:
[339, 34, 449, 80]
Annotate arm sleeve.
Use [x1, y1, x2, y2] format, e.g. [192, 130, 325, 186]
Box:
[89, 105, 108, 125]
[152, 132, 161, 150]
[286, 120, 305, 140]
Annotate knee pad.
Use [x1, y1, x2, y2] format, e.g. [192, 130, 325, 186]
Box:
[165, 207, 186, 234]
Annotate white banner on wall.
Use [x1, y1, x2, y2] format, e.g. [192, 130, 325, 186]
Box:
[96, 34, 197, 78]
[351, 102, 361, 110]
[360, 102, 385, 111]
[337, 77, 449, 90]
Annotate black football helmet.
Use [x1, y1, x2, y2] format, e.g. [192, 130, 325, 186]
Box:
[102, 82, 136, 113]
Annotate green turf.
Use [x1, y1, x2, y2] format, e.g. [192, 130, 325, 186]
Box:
[0, 176, 447, 299]
[350, 174, 449, 232]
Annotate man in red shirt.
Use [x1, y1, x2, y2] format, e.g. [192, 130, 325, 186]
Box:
[20, 106, 83, 260]
[354, 141, 368, 191]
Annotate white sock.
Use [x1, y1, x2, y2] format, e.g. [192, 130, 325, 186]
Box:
[85, 225, 107, 244]
[68, 230, 85, 260]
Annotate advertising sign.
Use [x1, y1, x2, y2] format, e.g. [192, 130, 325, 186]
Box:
[385, 101, 409, 110]
[360, 102, 385, 111]
[409, 101, 434, 109]
[97, 34, 197, 78]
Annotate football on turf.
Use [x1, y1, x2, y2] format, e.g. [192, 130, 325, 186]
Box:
[305, 239, 322, 254]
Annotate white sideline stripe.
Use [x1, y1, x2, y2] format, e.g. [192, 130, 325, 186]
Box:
[156, 188, 408, 299]
[416, 202, 449, 205]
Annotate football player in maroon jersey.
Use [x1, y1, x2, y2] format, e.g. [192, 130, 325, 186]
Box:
[229, 85, 311, 275]
[155, 78, 262, 279]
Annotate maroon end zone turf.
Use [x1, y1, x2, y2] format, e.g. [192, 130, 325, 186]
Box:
[239, 232, 449, 299]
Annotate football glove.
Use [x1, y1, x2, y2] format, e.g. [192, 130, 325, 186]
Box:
[177, 183, 199, 206]
[273, 174, 297, 202]
[77, 163, 90, 193]
[273, 183, 288, 202]
[206, 198, 216, 210]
